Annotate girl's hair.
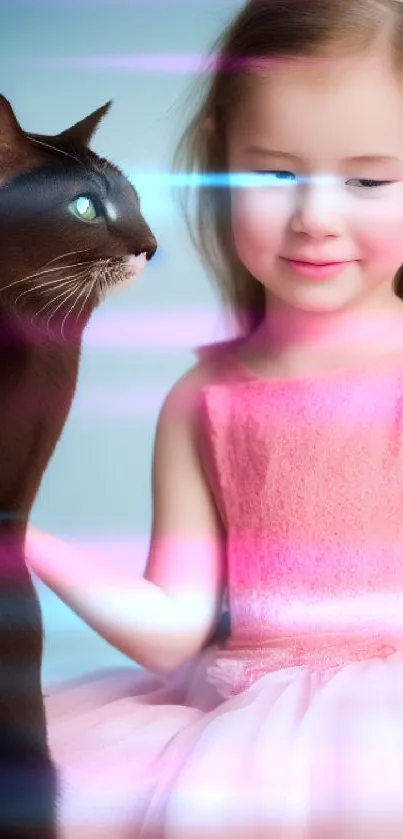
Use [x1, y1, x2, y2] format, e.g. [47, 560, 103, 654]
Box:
[172, 0, 403, 338]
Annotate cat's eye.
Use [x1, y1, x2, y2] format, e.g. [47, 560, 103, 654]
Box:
[68, 195, 101, 222]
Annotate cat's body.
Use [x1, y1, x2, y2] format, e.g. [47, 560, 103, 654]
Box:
[0, 95, 156, 836]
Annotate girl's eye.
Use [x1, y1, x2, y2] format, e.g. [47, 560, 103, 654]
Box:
[68, 194, 102, 222]
[253, 170, 296, 183]
[347, 179, 395, 189]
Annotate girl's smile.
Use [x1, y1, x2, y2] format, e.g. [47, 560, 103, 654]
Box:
[280, 258, 357, 281]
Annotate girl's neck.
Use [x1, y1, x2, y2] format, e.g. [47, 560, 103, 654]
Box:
[245, 297, 403, 377]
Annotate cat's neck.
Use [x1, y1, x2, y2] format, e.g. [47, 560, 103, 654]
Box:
[0, 299, 83, 351]
[0, 301, 82, 526]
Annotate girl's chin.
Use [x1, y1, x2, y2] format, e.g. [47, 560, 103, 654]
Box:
[259, 277, 367, 316]
[263, 287, 364, 316]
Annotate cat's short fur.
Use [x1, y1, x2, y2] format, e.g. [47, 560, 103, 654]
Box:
[0, 95, 156, 837]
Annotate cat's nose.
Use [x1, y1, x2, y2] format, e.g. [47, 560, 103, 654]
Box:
[143, 234, 157, 261]
[132, 226, 158, 261]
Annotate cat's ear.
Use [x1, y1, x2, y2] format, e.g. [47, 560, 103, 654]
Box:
[57, 101, 113, 146]
[0, 95, 24, 147]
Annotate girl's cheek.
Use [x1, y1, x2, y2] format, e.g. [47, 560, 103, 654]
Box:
[231, 188, 286, 240]
[371, 231, 403, 263]
[231, 197, 282, 274]
[354, 200, 403, 261]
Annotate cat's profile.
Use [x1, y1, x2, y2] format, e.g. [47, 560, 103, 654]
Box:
[0, 95, 156, 837]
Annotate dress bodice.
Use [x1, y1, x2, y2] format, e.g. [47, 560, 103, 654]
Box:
[199, 347, 403, 645]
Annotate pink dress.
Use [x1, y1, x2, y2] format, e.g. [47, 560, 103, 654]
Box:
[46, 345, 403, 838]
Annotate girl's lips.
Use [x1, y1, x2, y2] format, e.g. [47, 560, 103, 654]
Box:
[281, 258, 354, 280]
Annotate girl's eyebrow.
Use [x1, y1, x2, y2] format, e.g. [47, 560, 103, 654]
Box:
[245, 146, 401, 164]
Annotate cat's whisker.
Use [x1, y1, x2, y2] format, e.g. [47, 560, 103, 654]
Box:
[73, 278, 97, 325]
[99, 279, 107, 301]
[25, 135, 84, 167]
[33, 282, 82, 321]
[14, 270, 89, 304]
[1, 256, 118, 294]
[60, 295, 82, 340]
[36, 269, 89, 292]
[60, 279, 96, 340]
[42, 246, 94, 268]
[27, 256, 116, 282]
[46, 282, 84, 335]
[1, 263, 90, 294]
[25, 259, 94, 279]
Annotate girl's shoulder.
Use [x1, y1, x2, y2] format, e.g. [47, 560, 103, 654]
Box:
[192, 338, 244, 383]
[159, 339, 242, 426]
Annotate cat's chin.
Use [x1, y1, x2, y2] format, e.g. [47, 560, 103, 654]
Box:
[105, 253, 148, 299]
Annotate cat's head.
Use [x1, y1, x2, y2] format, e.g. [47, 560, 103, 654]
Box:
[0, 95, 157, 339]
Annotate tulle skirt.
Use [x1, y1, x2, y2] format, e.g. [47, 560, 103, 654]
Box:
[45, 636, 403, 838]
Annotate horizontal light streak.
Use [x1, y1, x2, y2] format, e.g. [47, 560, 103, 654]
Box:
[41, 52, 213, 72]
[85, 309, 223, 348]
[28, 52, 318, 75]
[74, 384, 167, 416]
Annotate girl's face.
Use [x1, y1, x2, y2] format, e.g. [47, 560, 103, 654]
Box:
[227, 49, 403, 315]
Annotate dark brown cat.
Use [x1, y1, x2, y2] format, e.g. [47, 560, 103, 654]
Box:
[0, 95, 156, 837]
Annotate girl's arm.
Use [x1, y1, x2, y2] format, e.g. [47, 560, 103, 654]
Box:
[25, 365, 226, 676]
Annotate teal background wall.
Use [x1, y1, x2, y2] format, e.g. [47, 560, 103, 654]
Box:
[0, 0, 243, 686]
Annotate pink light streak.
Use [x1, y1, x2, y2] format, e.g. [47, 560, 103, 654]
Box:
[10, 308, 227, 351]
[35, 52, 307, 74]
[37, 53, 215, 73]
[75, 384, 167, 416]
[85, 308, 224, 349]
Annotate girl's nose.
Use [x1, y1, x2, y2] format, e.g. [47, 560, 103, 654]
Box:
[290, 176, 345, 238]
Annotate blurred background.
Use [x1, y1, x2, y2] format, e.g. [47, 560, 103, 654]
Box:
[0, 0, 243, 686]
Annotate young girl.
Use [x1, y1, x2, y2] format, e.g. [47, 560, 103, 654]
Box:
[26, 0, 403, 835]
